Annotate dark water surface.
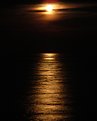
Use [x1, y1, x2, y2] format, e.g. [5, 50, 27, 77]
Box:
[23, 53, 75, 121]
[4, 52, 96, 121]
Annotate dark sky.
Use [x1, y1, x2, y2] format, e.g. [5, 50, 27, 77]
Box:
[1, 0, 97, 5]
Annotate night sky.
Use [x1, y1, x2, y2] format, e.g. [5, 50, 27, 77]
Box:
[0, 0, 97, 5]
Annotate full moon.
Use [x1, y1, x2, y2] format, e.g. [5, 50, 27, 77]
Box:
[45, 4, 53, 12]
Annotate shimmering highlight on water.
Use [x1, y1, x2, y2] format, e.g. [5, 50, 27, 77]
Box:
[24, 53, 73, 121]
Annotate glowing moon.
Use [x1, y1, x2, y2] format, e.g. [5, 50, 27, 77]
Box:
[45, 4, 53, 12]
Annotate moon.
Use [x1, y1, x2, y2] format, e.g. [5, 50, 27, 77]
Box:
[45, 4, 53, 12]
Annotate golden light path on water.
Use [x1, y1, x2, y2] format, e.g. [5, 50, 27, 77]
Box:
[25, 53, 73, 121]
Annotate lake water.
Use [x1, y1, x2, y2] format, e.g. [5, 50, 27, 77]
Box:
[11, 53, 77, 121]
[22, 53, 75, 121]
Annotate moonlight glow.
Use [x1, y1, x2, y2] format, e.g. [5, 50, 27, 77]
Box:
[45, 4, 53, 12]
